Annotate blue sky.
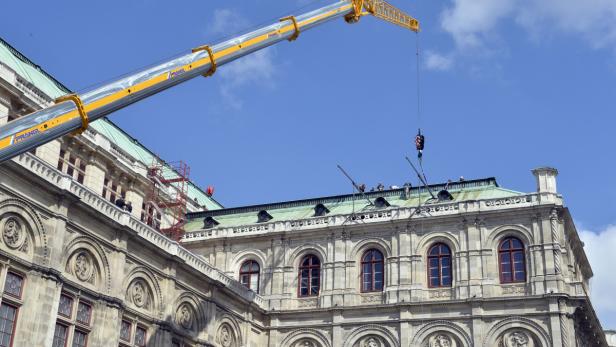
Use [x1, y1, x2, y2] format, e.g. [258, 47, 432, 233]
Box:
[2, 0, 615, 328]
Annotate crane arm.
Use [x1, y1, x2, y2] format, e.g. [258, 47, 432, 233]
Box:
[0, 1, 418, 163]
[346, 0, 420, 32]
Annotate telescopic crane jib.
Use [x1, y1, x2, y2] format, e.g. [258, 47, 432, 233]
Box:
[0, 0, 419, 163]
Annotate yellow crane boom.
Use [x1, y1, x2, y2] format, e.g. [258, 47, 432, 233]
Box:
[346, 0, 420, 32]
[0, 1, 418, 163]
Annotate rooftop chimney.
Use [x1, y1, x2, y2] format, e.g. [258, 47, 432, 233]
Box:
[532, 167, 558, 194]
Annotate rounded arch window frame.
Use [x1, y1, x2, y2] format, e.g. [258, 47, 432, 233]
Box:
[498, 236, 527, 284]
[427, 242, 453, 288]
[239, 259, 260, 293]
[297, 254, 321, 298]
[360, 248, 385, 293]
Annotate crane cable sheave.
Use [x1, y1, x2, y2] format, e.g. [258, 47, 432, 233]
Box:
[345, 0, 420, 32]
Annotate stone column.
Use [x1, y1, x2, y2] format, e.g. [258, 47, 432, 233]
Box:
[83, 152, 107, 194]
[0, 89, 11, 126]
[549, 297, 564, 347]
[36, 139, 62, 166]
[124, 180, 145, 219]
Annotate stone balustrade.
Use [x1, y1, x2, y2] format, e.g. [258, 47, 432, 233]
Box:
[12, 152, 268, 310]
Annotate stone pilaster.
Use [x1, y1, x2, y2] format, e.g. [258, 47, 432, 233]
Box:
[0, 89, 10, 126]
[468, 218, 483, 297]
[92, 302, 122, 347]
[558, 298, 572, 347]
[270, 237, 285, 296]
[398, 225, 412, 287]
[36, 139, 61, 165]
[125, 180, 145, 219]
[549, 297, 564, 347]
[83, 152, 106, 194]
[22, 273, 62, 347]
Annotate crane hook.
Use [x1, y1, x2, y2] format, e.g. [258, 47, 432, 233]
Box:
[415, 129, 424, 159]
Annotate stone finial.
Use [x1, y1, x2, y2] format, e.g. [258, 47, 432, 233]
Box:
[532, 167, 558, 194]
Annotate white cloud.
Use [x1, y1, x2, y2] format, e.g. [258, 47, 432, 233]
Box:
[206, 9, 279, 110]
[441, 0, 514, 50]
[439, 0, 616, 53]
[218, 48, 278, 110]
[580, 225, 616, 328]
[207, 9, 249, 36]
[424, 50, 454, 71]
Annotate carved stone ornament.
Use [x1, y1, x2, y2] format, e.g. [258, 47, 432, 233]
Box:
[74, 252, 94, 282]
[500, 330, 534, 347]
[2, 218, 25, 250]
[217, 323, 236, 347]
[358, 336, 383, 347]
[428, 333, 457, 347]
[128, 280, 150, 309]
[175, 303, 194, 330]
[294, 339, 317, 347]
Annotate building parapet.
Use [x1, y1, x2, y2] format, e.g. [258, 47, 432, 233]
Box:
[11, 151, 267, 310]
[182, 193, 547, 241]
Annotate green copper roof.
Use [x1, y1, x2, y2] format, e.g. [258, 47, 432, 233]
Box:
[0, 37, 222, 211]
[184, 178, 524, 231]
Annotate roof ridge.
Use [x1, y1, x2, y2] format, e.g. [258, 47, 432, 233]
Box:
[187, 177, 498, 218]
[0, 37, 222, 209]
[0, 36, 71, 95]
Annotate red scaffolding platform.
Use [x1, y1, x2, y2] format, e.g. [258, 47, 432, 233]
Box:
[145, 160, 190, 241]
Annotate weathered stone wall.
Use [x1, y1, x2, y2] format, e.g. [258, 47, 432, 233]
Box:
[183, 169, 602, 347]
[0, 156, 267, 347]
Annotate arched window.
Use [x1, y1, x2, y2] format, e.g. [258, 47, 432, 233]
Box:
[499, 237, 526, 283]
[427, 243, 452, 288]
[361, 249, 384, 292]
[298, 255, 320, 297]
[239, 260, 260, 293]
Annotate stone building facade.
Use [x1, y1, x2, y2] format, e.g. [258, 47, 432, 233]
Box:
[0, 38, 610, 346]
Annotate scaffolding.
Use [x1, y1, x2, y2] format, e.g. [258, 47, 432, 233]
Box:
[145, 160, 190, 241]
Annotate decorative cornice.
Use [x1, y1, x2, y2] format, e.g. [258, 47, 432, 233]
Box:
[183, 193, 550, 242]
[7, 152, 268, 311]
[188, 178, 500, 219]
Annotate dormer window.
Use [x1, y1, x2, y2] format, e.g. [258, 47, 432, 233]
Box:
[437, 190, 454, 202]
[374, 197, 390, 209]
[314, 203, 330, 217]
[203, 216, 219, 229]
[257, 210, 273, 223]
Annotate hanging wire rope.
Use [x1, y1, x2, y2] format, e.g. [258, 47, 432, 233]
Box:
[415, 31, 422, 129]
[413, 31, 430, 185]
